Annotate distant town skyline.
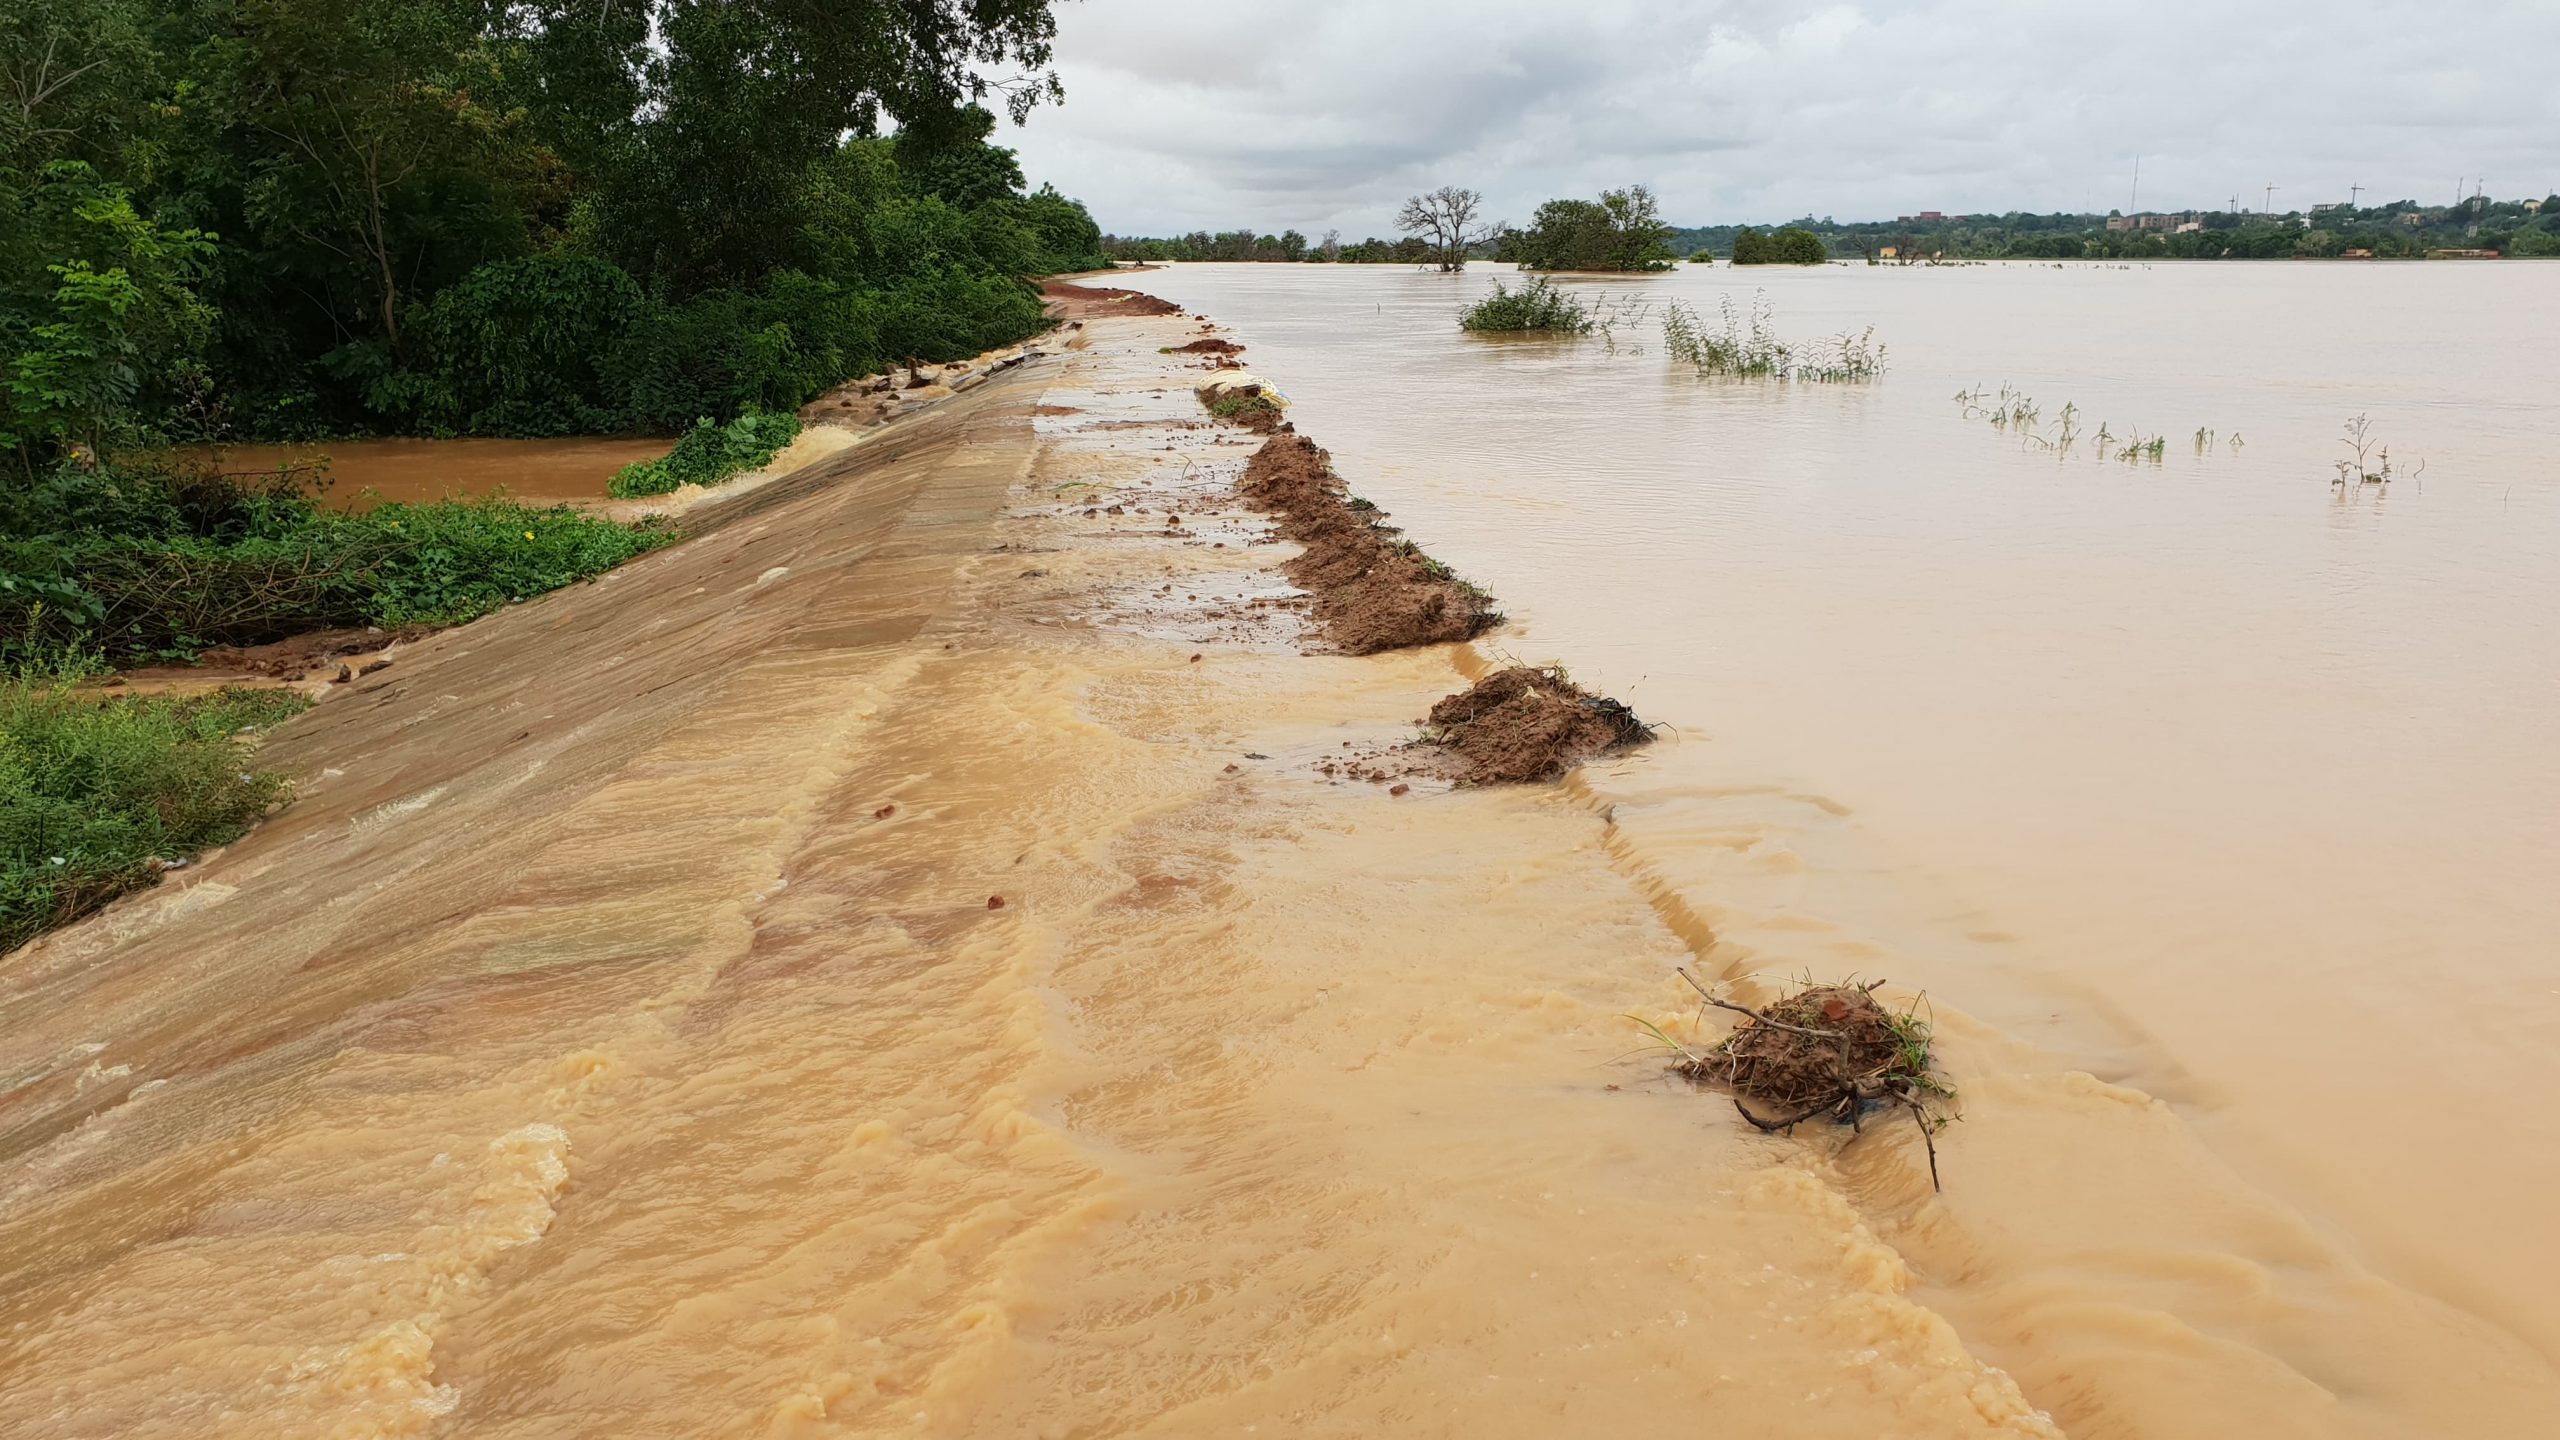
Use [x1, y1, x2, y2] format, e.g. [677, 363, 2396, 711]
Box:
[1005, 0, 2560, 236]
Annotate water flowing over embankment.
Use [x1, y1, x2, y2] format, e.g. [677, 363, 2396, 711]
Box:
[3, 290, 2555, 1439]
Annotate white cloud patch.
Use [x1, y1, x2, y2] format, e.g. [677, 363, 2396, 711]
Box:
[1006, 0, 2560, 234]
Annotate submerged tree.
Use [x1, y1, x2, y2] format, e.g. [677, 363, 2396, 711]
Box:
[1396, 186, 1493, 272]
[1504, 185, 1677, 272]
[1732, 225, 1828, 265]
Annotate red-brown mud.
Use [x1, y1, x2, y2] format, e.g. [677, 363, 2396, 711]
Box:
[1422, 665, 1655, 783]
[1166, 338, 1244, 355]
[123, 625, 434, 685]
[1237, 434, 1500, 656]
[1199, 382, 1288, 434]
[1042, 281, 1185, 318]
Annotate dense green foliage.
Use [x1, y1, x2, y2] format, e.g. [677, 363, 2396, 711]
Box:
[1502, 187, 1677, 272]
[0, 0, 1102, 464]
[0, 678, 306, 950]
[1729, 226, 1829, 265]
[608, 411, 801, 498]
[1, 465, 672, 661]
[1459, 278, 1593, 333]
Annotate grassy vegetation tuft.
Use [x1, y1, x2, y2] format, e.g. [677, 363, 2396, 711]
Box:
[1198, 386, 1284, 426]
[1, 465, 676, 664]
[2, 675, 308, 951]
[607, 410, 802, 498]
[1661, 292, 1884, 381]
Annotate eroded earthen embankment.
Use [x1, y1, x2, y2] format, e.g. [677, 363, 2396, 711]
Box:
[0, 286, 2066, 1439]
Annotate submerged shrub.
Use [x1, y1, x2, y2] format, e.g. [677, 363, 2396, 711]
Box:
[1731, 226, 1829, 265]
[0, 681, 307, 951]
[1458, 277, 1595, 333]
[607, 411, 801, 498]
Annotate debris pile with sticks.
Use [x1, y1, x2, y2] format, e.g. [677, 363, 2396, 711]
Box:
[1667, 969, 1954, 1190]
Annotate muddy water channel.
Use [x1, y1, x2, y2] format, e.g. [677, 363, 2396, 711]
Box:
[183, 436, 670, 509]
[1159, 259, 2560, 1424]
[5, 272, 2559, 1440]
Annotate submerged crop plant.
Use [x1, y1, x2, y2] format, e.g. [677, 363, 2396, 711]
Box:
[1661, 292, 1884, 381]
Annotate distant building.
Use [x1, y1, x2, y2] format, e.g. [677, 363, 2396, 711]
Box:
[2425, 248, 2499, 259]
[1876, 245, 1899, 259]
[1896, 211, 1947, 223]
[2341, 248, 2376, 259]
[2176, 221, 2203, 233]
[2105, 215, 2134, 232]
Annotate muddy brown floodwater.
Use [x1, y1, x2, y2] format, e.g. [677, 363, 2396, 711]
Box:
[181, 436, 672, 510]
[4, 272, 2557, 1439]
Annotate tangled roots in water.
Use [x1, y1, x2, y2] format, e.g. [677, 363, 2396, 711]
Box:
[1667, 970, 1956, 1191]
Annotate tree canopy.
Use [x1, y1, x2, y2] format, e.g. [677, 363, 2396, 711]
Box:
[1730, 226, 1828, 265]
[1501, 187, 1675, 272]
[0, 0, 1104, 464]
[1396, 187, 1494, 272]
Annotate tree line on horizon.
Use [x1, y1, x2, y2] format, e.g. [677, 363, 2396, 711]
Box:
[1106, 189, 2560, 268]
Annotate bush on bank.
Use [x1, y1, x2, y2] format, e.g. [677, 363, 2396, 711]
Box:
[0, 464, 674, 663]
[0, 677, 306, 952]
[608, 411, 802, 498]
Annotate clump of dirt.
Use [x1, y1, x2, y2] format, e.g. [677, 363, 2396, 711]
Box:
[1423, 664, 1653, 783]
[1238, 434, 1502, 655]
[1042, 281, 1183, 317]
[1669, 973, 1954, 1190]
[1197, 382, 1285, 433]
[1165, 338, 1243, 355]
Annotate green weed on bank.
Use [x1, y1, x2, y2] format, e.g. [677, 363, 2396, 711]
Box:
[1, 678, 307, 951]
[2, 465, 676, 663]
[607, 411, 802, 498]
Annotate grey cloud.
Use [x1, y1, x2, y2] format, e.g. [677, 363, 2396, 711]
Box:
[1006, 0, 2560, 235]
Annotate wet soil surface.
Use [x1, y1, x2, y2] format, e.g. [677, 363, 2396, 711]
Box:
[1236, 433, 1501, 656]
[1423, 665, 1656, 783]
[1042, 280, 1186, 318]
[113, 625, 435, 692]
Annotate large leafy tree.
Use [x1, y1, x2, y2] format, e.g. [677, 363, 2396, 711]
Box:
[1507, 186, 1676, 272]
[563, 0, 1068, 294]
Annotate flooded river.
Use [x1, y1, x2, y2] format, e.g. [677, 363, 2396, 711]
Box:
[1157, 258, 2560, 1402]
[5, 269, 2558, 1439]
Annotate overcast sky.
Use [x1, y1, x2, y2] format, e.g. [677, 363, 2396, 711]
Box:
[1002, 0, 2560, 236]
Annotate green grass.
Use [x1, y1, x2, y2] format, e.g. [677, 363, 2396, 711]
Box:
[1199, 386, 1282, 424]
[1, 677, 308, 951]
[3, 465, 678, 663]
[607, 410, 802, 498]
[1459, 278, 1596, 334]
